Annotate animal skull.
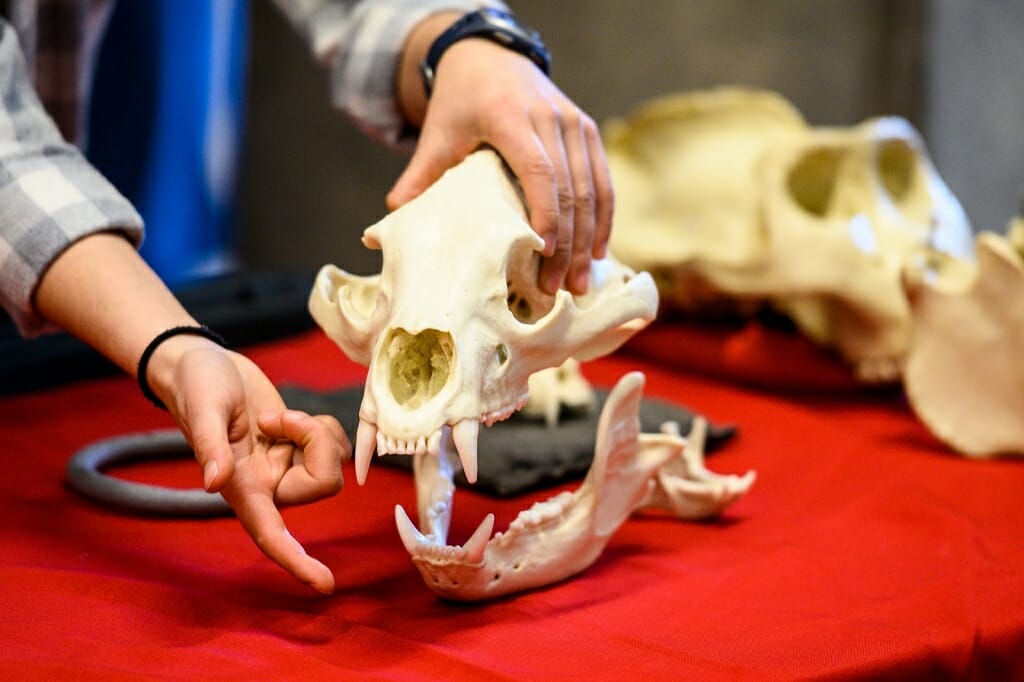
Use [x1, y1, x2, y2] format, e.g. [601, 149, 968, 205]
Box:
[396, 371, 755, 600]
[901, 214, 1024, 457]
[606, 88, 974, 380]
[310, 150, 659, 484]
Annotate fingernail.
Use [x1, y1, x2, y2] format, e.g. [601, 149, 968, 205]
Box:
[203, 460, 219, 490]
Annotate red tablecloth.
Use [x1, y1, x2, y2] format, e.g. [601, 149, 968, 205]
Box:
[1, 327, 1022, 680]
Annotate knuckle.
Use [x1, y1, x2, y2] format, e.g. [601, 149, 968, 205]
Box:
[534, 103, 562, 129]
[321, 471, 344, 496]
[524, 155, 555, 181]
[559, 106, 583, 131]
[252, 532, 272, 555]
[557, 188, 575, 213]
[580, 113, 600, 139]
[574, 188, 596, 214]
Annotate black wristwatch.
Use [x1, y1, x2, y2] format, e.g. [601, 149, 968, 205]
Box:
[419, 8, 551, 97]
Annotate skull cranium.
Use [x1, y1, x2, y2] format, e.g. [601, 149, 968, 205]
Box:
[606, 88, 974, 381]
[310, 149, 659, 483]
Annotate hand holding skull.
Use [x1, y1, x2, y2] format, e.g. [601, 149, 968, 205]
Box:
[388, 16, 613, 297]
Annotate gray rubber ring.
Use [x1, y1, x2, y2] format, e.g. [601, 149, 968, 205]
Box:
[65, 429, 232, 517]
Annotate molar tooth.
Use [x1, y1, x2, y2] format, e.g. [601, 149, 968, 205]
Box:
[394, 505, 431, 554]
[462, 513, 494, 564]
[354, 419, 377, 486]
[451, 419, 480, 484]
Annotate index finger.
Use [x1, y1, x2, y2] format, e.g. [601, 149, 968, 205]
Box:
[222, 487, 335, 594]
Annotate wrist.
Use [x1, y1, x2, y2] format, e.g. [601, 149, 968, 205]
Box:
[139, 326, 228, 409]
[397, 11, 462, 127]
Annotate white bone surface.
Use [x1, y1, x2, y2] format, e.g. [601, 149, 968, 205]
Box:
[902, 222, 1024, 457]
[606, 88, 974, 381]
[310, 150, 658, 483]
[522, 358, 597, 427]
[396, 372, 755, 601]
[640, 418, 756, 519]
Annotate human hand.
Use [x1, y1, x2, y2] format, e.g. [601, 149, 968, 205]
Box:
[154, 342, 350, 594]
[388, 38, 613, 297]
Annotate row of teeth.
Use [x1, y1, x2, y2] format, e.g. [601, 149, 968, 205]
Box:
[394, 490, 575, 564]
[504, 491, 573, 534]
[375, 431, 442, 457]
[482, 392, 529, 427]
[395, 506, 495, 565]
[353, 393, 530, 487]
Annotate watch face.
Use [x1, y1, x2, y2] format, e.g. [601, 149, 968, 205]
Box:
[482, 9, 540, 41]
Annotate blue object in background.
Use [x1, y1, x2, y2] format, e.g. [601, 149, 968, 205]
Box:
[87, 0, 249, 287]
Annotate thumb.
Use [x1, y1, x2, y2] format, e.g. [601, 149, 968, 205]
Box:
[386, 132, 468, 212]
[187, 408, 239, 493]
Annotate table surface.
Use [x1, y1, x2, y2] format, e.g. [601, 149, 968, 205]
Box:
[1, 326, 1022, 680]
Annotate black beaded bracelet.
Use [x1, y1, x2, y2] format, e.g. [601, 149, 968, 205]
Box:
[137, 325, 228, 410]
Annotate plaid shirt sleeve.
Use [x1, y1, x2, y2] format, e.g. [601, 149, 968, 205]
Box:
[271, 0, 509, 148]
[0, 19, 143, 337]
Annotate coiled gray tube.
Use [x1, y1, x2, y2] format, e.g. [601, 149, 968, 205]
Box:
[65, 429, 232, 517]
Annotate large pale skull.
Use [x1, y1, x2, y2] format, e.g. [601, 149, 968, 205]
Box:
[310, 150, 659, 484]
[606, 88, 974, 381]
[901, 213, 1024, 457]
[396, 371, 755, 601]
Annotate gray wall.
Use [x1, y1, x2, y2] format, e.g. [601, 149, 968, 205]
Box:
[238, 0, 1021, 274]
[924, 0, 1024, 231]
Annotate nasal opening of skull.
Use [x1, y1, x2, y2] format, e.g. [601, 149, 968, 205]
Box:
[381, 328, 455, 408]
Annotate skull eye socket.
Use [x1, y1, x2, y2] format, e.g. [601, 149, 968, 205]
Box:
[876, 139, 917, 203]
[787, 147, 842, 217]
[382, 329, 454, 408]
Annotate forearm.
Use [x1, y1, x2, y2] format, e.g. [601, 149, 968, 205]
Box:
[33, 232, 218, 399]
[395, 11, 462, 128]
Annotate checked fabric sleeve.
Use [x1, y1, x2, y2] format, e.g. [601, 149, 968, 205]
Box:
[272, 0, 508, 148]
[0, 18, 142, 337]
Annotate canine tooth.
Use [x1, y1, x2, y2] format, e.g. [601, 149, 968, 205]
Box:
[451, 419, 479, 484]
[462, 513, 494, 564]
[354, 419, 377, 486]
[395, 505, 430, 554]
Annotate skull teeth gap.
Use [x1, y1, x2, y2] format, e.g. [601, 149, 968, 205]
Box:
[383, 329, 454, 408]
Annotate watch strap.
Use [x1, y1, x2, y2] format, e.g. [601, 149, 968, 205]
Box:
[419, 8, 551, 97]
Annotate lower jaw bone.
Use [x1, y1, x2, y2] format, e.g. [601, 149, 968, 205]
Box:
[392, 373, 663, 600]
[394, 372, 757, 601]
